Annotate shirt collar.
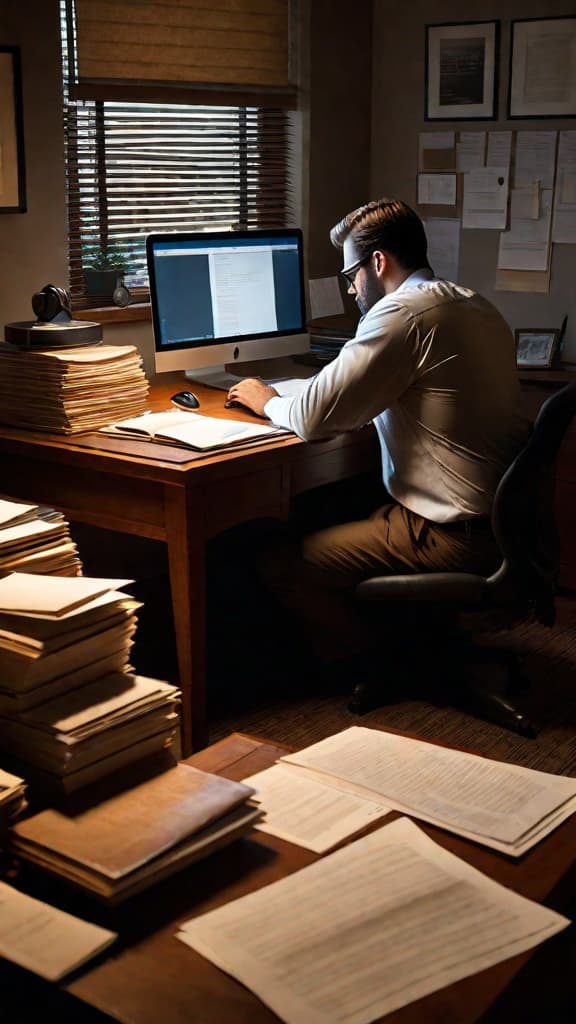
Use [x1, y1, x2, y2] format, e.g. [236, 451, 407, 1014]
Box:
[395, 267, 436, 294]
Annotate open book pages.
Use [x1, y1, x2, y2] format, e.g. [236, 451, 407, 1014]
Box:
[177, 817, 569, 1024]
[0, 881, 116, 981]
[102, 408, 292, 451]
[280, 727, 576, 855]
[10, 764, 259, 899]
[242, 763, 391, 853]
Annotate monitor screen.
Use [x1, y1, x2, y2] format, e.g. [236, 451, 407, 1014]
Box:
[147, 228, 309, 382]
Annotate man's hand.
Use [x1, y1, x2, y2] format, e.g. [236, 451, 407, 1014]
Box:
[227, 378, 278, 417]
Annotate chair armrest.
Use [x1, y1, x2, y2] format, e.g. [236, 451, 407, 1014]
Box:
[356, 573, 487, 603]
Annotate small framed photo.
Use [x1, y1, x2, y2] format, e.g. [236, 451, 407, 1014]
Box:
[0, 46, 26, 213]
[515, 328, 560, 369]
[509, 17, 576, 118]
[425, 21, 499, 121]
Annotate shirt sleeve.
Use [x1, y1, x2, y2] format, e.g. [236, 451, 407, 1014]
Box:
[264, 299, 421, 440]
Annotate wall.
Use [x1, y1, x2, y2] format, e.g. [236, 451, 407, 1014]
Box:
[371, 0, 576, 360]
[0, 0, 374, 370]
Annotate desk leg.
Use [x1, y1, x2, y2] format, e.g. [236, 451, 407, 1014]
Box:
[164, 485, 208, 755]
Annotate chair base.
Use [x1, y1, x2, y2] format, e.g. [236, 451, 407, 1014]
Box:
[347, 639, 538, 739]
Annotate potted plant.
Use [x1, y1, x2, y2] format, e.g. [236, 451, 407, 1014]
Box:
[83, 245, 130, 297]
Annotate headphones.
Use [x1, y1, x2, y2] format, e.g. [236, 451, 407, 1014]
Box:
[32, 284, 72, 323]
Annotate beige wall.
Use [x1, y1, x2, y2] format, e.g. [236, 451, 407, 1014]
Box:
[0, 1, 373, 369]
[371, 0, 576, 360]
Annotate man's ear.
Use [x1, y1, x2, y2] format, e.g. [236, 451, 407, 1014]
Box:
[372, 249, 388, 277]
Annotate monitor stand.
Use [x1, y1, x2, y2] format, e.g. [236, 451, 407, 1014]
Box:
[184, 366, 244, 391]
[185, 358, 294, 391]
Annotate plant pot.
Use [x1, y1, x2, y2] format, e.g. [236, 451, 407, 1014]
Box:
[84, 269, 123, 297]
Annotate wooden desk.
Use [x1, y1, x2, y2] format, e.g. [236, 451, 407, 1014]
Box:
[5, 730, 575, 1023]
[0, 372, 378, 754]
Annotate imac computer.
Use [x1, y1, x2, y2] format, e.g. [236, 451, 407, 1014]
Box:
[146, 228, 309, 388]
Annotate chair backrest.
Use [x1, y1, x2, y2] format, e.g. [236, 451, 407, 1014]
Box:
[489, 382, 576, 622]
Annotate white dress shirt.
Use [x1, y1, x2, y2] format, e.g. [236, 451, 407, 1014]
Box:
[264, 271, 529, 522]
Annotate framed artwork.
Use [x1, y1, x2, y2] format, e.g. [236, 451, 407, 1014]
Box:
[425, 21, 499, 121]
[509, 17, 576, 118]
[515, 328, 560, 369]
[0, 46, 26, 213]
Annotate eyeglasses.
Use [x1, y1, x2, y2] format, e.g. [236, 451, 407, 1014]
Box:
[340, 253, 372, 287]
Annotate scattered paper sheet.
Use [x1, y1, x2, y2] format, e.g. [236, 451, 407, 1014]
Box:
[0, 881, 116, 980]
[417, 173, 456, 206]
[552, 131, 576, 243]
[462, 167, 508, 229]
[418, 132, 456, 171]
[424, 219, 460, 282]
[514, 131, 557, 189]
[486, 131, 512, 170]
[308, 277, 345, 320]
[457, 132, 485, 172]
[177, 818, 569, 1024]
[280, 727, 576, 855]
[243, 763, 390, 853]
[498, 189, 553, 271]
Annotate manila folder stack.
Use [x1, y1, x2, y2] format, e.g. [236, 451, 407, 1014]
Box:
[10, 764, 259, 901]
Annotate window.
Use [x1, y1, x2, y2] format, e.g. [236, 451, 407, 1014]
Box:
[60, 3, 293, 307]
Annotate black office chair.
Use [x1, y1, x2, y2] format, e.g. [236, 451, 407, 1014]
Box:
[349, 382, 576, 737]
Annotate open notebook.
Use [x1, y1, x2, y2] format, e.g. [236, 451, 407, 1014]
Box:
[101, 409, 291, 452]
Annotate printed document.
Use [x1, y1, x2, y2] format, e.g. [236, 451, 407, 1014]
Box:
[462, 167, 508, 229]
[498, 189, 553, 272]
[423, 219, 460, 283]
[514, 131, 557, 189]
[280, 727, 576, 854]
[243, 763, 390, 852]
[552, 131, 576, 244]
[177, 818, 569, 1024]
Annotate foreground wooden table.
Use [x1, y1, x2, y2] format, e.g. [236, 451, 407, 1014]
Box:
[0, 369, 378, 754]
[4, 730, 574, 1024]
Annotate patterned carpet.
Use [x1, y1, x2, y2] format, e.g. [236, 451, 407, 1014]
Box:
[208, 597, 576, 776]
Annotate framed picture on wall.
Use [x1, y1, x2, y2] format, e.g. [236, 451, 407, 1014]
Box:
[425, 21, 499, 121]
[0, 46, 26, 213]
[509, 17, 576, 118]
[515, 328, 560, 369]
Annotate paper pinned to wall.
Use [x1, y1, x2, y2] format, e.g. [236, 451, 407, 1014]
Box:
[417, 173, 457, 206]
[424, 219, 460, 282]
[486, 131, 512, 170]
[456, 132, 486, 172]
[552, 131, 576, 244]
[497, 188, 553, 272]
[308, 277, 345, 320]
[418, 132, 456, 171]
[462, 167, 509, 229]
[510, 183, 540, 221]
[514, 131, 557, 189]
[495, 267, 551, 294]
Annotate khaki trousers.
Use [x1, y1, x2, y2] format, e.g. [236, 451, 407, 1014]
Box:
[261, 502, 501, 663]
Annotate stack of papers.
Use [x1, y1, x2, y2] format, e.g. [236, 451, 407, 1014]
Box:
[177, 818, 569, 1024]
[0, 496, 82, 577]
[0, 344, 149, 433]
[0, 768, 27, 826]
[280, 727, 576, 856]
[9, 763, 260, 902]
[0, 573, 180, 793]
[0, 881, 116, 980]
[102, 408, 292, 452]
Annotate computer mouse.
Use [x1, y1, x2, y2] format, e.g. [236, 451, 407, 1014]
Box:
[170, 391, 200, 410]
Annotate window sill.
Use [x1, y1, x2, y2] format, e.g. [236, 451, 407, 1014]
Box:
[75, 303, 151, 324]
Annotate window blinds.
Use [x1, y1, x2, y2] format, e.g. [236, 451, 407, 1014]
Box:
[68, 0, 296, 108]
[63, 102, 292, 304]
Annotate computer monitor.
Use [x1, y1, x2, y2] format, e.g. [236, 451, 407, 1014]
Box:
[147, 228, 309, 387]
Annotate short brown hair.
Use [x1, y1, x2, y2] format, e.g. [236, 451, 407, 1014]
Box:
[330, 198, 430, 271]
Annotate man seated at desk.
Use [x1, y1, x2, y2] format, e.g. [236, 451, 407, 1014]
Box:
[226, 198, 529, 674]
